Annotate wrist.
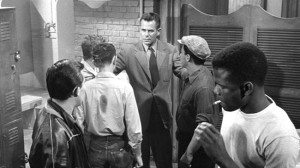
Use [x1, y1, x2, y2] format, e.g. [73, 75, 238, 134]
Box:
[132, 144, 142, 157]
[217, 154, 239, 168]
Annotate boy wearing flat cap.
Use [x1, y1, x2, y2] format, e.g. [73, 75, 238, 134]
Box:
[176, 35, 219, 168]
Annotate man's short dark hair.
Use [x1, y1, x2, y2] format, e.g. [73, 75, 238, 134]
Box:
[140, 12, 161, 29]
[46, 59, 84, 100]
[183, 45, 205, 65]
[212, 42, 267, 86]
[93, 43, 116, 68]
[81, 35, 105, 61]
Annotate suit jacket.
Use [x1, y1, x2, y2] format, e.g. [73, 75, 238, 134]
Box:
[115, 40, 186, 131]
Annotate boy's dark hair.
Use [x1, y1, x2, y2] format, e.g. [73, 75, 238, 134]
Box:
[81, 35, 105, 61]
[183, 45, 205, 65]
[212, 42, 267, 86]
[46, 59, 84, 100]
[140, 12, 161, 29]
[92, 43, 116, 68]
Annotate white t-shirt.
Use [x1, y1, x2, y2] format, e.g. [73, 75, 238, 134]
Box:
[221, 96, 299, 168]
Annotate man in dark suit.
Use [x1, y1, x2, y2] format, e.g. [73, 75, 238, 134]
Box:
[114, 12, 186, 168]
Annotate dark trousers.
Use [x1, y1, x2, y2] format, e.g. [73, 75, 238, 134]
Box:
[88, 135, 134, 168]
[177, 132, 215, 168]
[141, 102, 172, 168]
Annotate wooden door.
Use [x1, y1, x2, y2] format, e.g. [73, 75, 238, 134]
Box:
[0, 8, 24, 168]
[181, 4, 300, 128]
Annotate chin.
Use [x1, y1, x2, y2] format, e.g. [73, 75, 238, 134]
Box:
[222, 105, 239, 112]
[143, 41, 151, 45]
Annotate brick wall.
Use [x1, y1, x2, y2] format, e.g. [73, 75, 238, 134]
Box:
[74, 0, 154, 60]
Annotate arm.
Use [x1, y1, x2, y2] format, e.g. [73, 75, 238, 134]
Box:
[194, 122, 239, 168]
[124, 84, 143, 167]
[29, 119, 70, 168]
[76, 85, 88, 132]
[172, 47, 188, 79]
[72, 105, 85, 132]
[114, 47, 127, 75]
[181, 88, 216, 164]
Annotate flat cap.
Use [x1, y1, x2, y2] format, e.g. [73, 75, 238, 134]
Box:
[178, 35, 211, 60]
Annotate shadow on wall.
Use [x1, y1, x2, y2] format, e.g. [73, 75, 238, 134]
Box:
[31, 1, 54, 88]
[78, 0, 110, 8]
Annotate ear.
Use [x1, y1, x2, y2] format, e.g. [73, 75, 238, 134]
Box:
[186, 54, 191, 62]
[73, 87, 79, 97]
[112, 55, 117, 65]
[157, 27, 161, 36]
[241, 82, 254, 96]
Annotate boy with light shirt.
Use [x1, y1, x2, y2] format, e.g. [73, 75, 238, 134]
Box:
[80, 43, 143, 168]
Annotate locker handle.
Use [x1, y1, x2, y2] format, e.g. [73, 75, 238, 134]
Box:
[14, 50, 21, 62]
[11, 64, 16, 71]
[24, 153, 29, 163]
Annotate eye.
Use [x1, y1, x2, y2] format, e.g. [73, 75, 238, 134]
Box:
[215, 84, 221, 90]
[215, 83, 226, 90]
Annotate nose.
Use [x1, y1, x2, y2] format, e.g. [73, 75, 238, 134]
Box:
[214, 85, 220, 96]
[145, 31, 150, 36]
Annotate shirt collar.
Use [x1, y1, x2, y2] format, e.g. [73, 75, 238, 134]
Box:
[96, 71, 116, 78]
[45, 100, 75, 120]
[81, 59, 98, 76]
[142, 40, 158, 52]
[187, 65, 205, 84]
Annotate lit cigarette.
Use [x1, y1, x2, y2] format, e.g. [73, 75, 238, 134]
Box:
[213, 100, 221, 105]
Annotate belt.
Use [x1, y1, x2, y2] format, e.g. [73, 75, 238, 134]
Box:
[90, 134, 123, 141]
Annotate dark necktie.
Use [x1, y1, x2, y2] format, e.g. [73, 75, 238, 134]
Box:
[149, 47, 159, 88]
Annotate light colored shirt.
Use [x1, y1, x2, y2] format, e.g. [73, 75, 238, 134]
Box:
[220, 95, 299, 168]
[81, 59, 98, 82]
[142, 40, 158, 64]
[116, 70, 129, 82]
[80, 71, 142, 148]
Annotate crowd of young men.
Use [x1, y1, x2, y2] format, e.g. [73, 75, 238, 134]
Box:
[28, 12, 299, 168]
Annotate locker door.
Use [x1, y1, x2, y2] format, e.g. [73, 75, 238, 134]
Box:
[0, 8, 24, 168]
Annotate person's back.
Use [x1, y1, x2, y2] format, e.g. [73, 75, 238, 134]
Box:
[82, 72, 135, 136]
[80, 43, 143, 168]
[29, 59, 90, 168]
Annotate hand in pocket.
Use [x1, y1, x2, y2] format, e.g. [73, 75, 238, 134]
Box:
[111, 148, 134, 168]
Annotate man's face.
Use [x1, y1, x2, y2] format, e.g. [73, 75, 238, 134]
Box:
[140, 20, 160, 46]
[213, 68, 243, 111]
[180, 46, 188, 68]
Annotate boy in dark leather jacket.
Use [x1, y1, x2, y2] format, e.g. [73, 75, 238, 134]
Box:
[29, 59, 91, 168]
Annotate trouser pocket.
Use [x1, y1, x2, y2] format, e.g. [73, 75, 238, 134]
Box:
[110, 148, 134, 168]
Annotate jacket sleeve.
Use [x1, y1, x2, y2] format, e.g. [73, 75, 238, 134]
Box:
[194, 88, 216, 125]
[172, 47, 188, 79]
[114, 47, 127, 75]
[124, 83, 143, 156]
[29, 117, 70, 168]
[72, 105, 85, 132]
